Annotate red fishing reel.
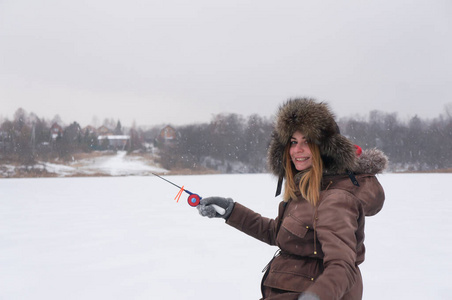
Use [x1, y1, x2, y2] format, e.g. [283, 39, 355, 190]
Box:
[187, 193, 201, 207]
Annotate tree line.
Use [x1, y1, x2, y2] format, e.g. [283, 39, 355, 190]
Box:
[339, 110, 452, 172]
[1, 107, 451, 173]
[159, 110, 452, 173]
[0, 108, 146, 165]
[157, 113, 273, 173]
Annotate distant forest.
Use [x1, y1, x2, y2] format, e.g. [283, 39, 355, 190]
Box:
[1, 107, 451, 173]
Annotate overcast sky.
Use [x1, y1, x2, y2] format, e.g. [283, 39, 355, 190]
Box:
[1, 0, 451, 127]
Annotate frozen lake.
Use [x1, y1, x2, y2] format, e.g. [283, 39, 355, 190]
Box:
[1, 173, 451, 299]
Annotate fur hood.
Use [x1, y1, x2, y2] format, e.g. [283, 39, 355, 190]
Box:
[267, 98, 388, 180]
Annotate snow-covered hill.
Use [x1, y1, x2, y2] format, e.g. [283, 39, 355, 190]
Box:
[1, 151, 168, 177]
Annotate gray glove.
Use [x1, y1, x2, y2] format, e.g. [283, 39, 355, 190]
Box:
[298, 292, 320, 300]
[197, 197, 234, 219]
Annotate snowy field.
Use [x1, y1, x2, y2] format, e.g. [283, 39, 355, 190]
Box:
[1, 172, 452, 299]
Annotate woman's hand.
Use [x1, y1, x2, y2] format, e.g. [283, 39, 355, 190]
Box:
[197, 197, 234, 219]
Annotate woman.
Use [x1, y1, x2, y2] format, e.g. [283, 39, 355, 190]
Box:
[198, 98, 387, 300]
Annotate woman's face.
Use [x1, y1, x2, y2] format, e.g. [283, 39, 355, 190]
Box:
[289, 131, 313, 171]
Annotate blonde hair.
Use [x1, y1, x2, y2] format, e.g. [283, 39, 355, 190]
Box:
[283, 141, 323, 206]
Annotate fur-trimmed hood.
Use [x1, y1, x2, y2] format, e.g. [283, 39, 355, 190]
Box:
[267, 98, 388, 180]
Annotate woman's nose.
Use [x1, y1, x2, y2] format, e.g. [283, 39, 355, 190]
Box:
[295, 143, 304, 152]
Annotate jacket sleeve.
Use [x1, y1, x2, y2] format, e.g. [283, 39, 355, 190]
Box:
[225, 202, 279, 246]
[305, 191, 361, 300]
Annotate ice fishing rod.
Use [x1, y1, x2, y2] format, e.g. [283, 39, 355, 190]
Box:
[151, 173, 226, 215]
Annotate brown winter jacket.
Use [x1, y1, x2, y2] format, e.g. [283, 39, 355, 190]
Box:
[226, 172, 385, 300]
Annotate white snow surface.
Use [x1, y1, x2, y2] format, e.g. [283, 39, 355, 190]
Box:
[1, 172, 452, 299]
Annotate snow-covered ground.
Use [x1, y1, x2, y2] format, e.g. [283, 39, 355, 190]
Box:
[1, 162, 451, 299]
